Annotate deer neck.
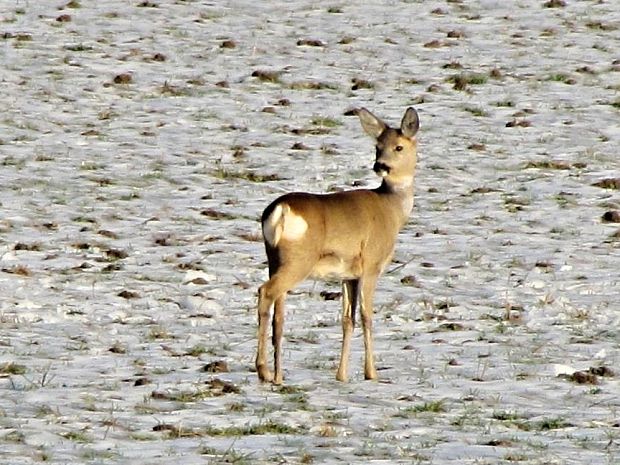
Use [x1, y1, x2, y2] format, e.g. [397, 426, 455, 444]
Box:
[376, 177, 415, 225]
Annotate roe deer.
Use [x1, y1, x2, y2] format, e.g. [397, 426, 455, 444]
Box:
[256, 107, 420, 384]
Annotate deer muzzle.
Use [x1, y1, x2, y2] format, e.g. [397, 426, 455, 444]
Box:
[373, 161, 391, 177]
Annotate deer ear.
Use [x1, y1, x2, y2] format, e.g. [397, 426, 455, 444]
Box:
[400, 107, 420, 138]
[358, 108, 387, 139]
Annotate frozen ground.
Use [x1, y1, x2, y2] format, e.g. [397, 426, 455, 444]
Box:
[0, 0, 619, 464]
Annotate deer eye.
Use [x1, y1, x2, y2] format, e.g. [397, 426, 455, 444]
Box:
[395, 145, 403, 152]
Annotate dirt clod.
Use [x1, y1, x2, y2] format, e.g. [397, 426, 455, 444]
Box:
[589, 366, 615, 377]
[567, 371, 599, 385]
[220, 39, 236, 49]
[118, 290, 140, 299]
[319, 290, 341, 301]
[113, 73, 133, 84]
[251, 70, 282, 83]
[602, 211, 620, 223]
[203, 361, 229, 373]
[134, 377, 151, 386]
[206, 378, 240, 394]
[297, 39, 325, 47]
[593, 178, 620, 189]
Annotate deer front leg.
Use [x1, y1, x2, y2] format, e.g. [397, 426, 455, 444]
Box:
[336, 279, 359, 382]
[360, 276, 378, 381]
[256, 284, 274, 383]
[272, 295, 286, 385]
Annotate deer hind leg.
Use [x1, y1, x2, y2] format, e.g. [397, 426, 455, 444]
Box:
[336, 279, 359, 382]
[256, 283, 276, 383]
[360, 275, 379, 380]
[272, 294, 286, 385]
[256, 262, 312, 384]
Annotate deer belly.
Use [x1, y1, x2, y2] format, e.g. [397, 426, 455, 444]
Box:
[310, 253, 362, 280]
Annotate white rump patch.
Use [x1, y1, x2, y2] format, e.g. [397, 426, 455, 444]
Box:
[263, 203, 308, 246]
[263, 203, 284, 246]
[281, 208, 308, 241]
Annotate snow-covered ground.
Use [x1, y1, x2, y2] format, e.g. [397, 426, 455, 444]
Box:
[0, 1, 618, 463]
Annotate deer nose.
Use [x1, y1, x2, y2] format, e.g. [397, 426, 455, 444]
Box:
[373, 162, 391, 175]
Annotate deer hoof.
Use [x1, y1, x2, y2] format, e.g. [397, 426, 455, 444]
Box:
[257, 366, 274, 383]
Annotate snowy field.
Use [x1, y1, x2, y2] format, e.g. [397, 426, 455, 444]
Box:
[0, 0, 619, 463]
